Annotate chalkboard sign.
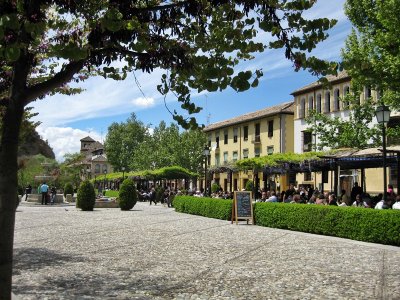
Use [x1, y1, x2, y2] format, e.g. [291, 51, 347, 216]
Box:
[233, 191, 253, 224]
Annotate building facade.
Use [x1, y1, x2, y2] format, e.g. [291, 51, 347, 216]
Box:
[291, 71, 399, 194]
[203, 101, 294, 193]
[79, 136, 114, 182]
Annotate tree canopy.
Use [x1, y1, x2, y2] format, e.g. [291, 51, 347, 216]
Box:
[342, 0, 400, 109]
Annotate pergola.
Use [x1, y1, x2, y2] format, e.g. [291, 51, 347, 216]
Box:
[235, 146, 400, 195]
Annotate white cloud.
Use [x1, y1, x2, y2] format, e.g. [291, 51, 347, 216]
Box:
[132, 97, 155, 108]
[36, 126, 102, 162]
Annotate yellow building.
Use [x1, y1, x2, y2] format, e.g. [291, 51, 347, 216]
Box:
[291, 71, 399, 195]
[203, 101, 294, 193]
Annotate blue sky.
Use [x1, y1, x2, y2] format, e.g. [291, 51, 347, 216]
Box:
[33, 0, 351, 161]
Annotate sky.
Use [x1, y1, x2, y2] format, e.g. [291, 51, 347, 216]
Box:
[32, 0, 351, 162]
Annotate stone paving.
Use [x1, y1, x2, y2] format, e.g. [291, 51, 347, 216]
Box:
[13, 201, 400, 299]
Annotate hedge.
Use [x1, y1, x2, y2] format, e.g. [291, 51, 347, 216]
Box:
[173, 196, 232, 220]
[104, 190, 119, 198]
[254, 202, 400, 246]
[173, 196, 400, 246]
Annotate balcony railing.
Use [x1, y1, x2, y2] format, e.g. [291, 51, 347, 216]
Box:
[252, 135, 261, 144]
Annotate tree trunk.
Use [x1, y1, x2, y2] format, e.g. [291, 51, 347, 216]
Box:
[0, 103, 24, 300]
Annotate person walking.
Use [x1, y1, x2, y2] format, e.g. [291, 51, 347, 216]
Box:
[40, 182, 49, 205]
[50, 186, 57, 204]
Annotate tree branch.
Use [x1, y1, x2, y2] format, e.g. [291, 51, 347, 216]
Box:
[23, 60, 85, 107]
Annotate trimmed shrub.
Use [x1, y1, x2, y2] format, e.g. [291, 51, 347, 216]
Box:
[245, 180, 253, 191]
[254, 203, 400, 246]
[174, 195, 232, 220]
[211, 183, 220, 193]
[76, 180, 96, 211]
[64, 182, 74, 197]
[118, 178, 137, 210]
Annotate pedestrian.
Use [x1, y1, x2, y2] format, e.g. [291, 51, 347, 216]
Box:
[50, 186, 57, 204]
[149, 188, 157, 205]
[40, 182, 49, 205]
[24, 184, 32, 201]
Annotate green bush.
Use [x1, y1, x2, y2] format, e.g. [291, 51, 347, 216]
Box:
[245, 180, 253, 191]
[254, 203, 400, 246]
[76, 180, 96, 211]
[64, 182, 74, 197]
[174, 195, 232, 220]
[211, 183, 220, 193]
[104, 190, 119, 197]
[118, 178, 137, 210]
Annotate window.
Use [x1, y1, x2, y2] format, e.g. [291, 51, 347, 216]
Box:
[316, 94, 322, 113]
[254, 123, 260, 142]
[308, 96, 314, 114]
[223, 152, 228, 164]
[334, 88, 340, 111]
[243, 126, 248, 141]
[232, 151, 238, 162]
[304, 171, 312, 181]
[224, 130, 228, 144]
[233, 127, 238, 143]
[208, 134, 212, 147]
[303, 131, 313, 152]
[343, 86, 350, 108]
[254, 147, 261, 157]
[365, 86, 372, 100]
[324, 91, 331, 113]
[299, 98, 306, 118]
[390, 166, 398, 188]
[102, 164, 108, 173]
[95, 164, 100, 174]
[243, 149, 249, 159]
[215, 154, 220, 166]
[215, 131, 220, 148]
[268, 120, 274, 137]
[267, 146, 274, 155]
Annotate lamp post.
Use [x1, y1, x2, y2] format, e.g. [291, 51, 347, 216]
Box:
[122, 166, 125, 181]
[375, 104, 391, 202]
[103, 169, 107, 190]
[203, 145, 210, 196]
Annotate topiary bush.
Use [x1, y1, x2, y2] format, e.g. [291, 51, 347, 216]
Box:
[211, 183, 220, 193]
[245, 180, 253, 191]
[118, 178, 137, 210]
[64, 182, 74, 197]
[76, 180, 96, 211]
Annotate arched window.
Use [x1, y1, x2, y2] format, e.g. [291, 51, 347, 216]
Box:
[102, 164, 108, 173]
[334, 88, 340, 111]
[343, 86, 350, 108]
[95, 164, 100, 174]
[324, 91, 331, 113]
[299, 98, 306, 118]
[308, 96, 314, 114]
[316, 93, 322, 113]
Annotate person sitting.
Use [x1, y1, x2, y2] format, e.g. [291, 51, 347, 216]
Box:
[392, 195, 400, 209]
[266, 191, 278, 202]
[328, 193, 337, 206]
[352, 194, 364, 207]
[256, 191, 269, 202]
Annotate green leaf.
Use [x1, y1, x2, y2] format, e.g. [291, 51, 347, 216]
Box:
[5, 45, 20, 62]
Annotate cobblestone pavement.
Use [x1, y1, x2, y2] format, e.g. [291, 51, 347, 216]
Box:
[13, 201, 400, 299]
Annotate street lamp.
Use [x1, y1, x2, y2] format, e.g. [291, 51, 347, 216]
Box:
[203, 145, 210, 196]
[375, 104, 391, 202]
[122, 166, 125, 181]
[103, 169, 107, 190]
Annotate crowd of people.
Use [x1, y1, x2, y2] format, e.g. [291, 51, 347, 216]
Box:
[201, 182, 400, 210]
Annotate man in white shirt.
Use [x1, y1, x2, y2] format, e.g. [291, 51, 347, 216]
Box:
[392, 196, 400, 209]
[266, 191, 278, 202]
